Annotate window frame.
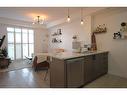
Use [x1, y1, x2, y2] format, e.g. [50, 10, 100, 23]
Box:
[7, 27, 34, 60]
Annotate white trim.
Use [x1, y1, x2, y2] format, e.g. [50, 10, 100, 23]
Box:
[0, 17, 47, 29]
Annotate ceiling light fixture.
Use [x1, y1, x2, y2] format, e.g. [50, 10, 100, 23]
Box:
[80, 8, 84, 25]
[32, 16, 44, 25]
[67, 8, 71, 22]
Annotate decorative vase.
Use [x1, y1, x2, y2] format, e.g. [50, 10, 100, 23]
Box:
[91, 33, 97, 51]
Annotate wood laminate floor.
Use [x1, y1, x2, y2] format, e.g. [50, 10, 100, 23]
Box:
[84, 74, 127, 88]
[0, 68, 127, 88]
[0, 68, 49, 88]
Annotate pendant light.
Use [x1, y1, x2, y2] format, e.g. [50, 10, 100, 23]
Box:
[80, 8, 84, 25]
[67, 8, 71, 22]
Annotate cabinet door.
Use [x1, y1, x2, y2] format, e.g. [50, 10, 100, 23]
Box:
[84, 55, 94, 83]
[66, 58, 84, 88]
[93, 54, 102, 79]
[93, 53, 108, 79]
[50, 58, 66, 88]
[100, 52, 108, 75]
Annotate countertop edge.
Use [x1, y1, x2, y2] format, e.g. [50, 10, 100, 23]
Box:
[52, 50, 109, 60]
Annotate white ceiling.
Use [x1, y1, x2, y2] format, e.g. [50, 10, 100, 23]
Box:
[0, 7, 106, 27]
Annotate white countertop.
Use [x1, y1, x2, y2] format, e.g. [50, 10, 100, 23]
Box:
[50, 50, 109, 60]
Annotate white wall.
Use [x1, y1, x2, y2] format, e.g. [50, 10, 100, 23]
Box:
[48, 16, 92, 52]
[0, 24, 7, 48]
[34, 28, 49, 53]
[93, 8, 127, 78]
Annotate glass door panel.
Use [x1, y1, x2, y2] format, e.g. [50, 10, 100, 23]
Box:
[8, 44, 14, 60]
[7, 27, 15, 60]
[29, 30, 34, 43]
[7, 32, 14, 43]
[7, 27, 14, 32]
[15, 31, 21, 43]
[29, 44, 34, 57]
[23, 44, 28, 59]
[22, 29, 28, 43]
[15, 28, 22, 59]
[15, 44, 22, 59]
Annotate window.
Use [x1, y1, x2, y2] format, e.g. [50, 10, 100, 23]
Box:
[7, 27, 34, 60]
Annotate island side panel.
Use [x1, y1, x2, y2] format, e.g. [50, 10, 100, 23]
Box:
[50, 57, 66, 88]
[65, 57, 85, 88]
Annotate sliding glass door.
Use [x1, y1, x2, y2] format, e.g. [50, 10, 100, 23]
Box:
[7, 27, 34, 60]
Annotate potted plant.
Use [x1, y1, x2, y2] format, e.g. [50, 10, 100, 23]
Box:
[1, 47, 8, 57]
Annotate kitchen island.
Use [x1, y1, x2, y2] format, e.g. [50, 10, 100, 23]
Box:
[50, 50, 108, 88]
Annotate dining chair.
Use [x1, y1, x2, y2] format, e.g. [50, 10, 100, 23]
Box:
[32, 56, 49, 80]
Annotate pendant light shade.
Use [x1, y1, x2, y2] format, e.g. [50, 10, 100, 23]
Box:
[67, 8, 71, 22]
[66, 8, 85, 25]
[81, 19, 84, 25]
[67, 15, 71, 22]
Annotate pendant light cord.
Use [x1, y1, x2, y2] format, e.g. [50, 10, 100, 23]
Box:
[37, 16, 40, 23]
[68, 8, 70, 17]
[81, 8, 83, 20]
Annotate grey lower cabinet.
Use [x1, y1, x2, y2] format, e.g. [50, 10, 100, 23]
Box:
[50, 52, 108, 88]
[84, 52, 108, 84]
[93, 52, 108, 78]
[50, 57, 85, 88]
[66, 58, 84, 88]
[84, 55, 94, 83]
[50, 58, 66, 88]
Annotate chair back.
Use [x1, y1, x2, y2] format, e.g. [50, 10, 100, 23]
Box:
[32, 56, 38, 67]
